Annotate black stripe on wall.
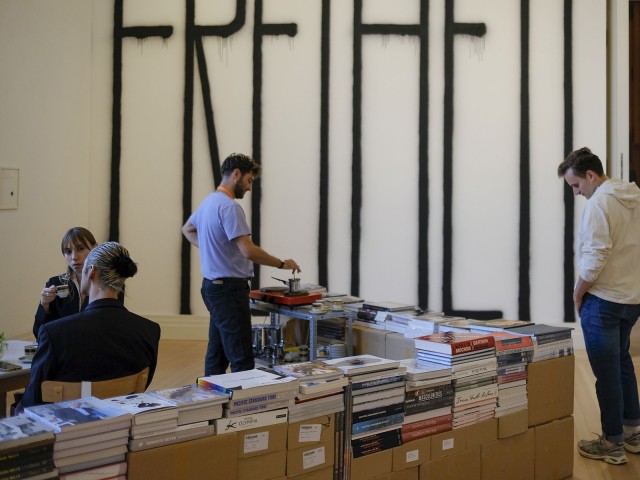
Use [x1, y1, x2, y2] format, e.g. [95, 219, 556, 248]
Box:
[563, 0, 575, 323]
[443, 0, 500, 319]
[318, 0, 331, 287]
[519, 0, 531, 320]
[352, 0, 429, 303]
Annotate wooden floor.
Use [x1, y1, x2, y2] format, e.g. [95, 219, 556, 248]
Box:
[8, 336, 640, 479]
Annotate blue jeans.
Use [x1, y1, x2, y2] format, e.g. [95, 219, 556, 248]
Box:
[201, 278, 254, 376]
[581, 293, 640, 442]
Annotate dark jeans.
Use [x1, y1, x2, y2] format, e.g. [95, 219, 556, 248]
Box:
[201, 278, 254, 376]
[581, 293, 640, 442]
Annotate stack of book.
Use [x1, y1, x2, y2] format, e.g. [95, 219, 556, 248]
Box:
[486, 332, 534, 417]
[105, 392, 180, 452]
[272, 360, 347, 422]
[509, 324, 574, 362]
[401, 312, 449, 338]
[148, 384, 228, 425]
[24, 396, 131, 476]
[323, 355, 405, 458]
[198, 367, 299, 419]
[414, 332, 498, 429]
[198, 368, 297, 435]
[0, 414, 57, 480]
[354, 301, 417, 331]
[466, 318, 534, 334]
[398, 359, 454, 442]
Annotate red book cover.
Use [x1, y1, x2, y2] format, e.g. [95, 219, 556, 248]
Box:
[414, 332, 496, 355]
[401, 422, 452, 442]
[485, 331, 534, 352]
[402, 413, 453, 433]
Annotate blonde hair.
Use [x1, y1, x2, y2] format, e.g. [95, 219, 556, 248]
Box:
[84, 242, 137, 293]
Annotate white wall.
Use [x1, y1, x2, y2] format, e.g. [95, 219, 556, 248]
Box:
[0, 0, 606, 339]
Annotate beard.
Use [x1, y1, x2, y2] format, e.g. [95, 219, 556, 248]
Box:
[234, 183, 246, 199]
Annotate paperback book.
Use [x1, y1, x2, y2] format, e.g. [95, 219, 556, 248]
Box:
[106, 393, 179, 425]
[197, 367, 299, 400]
[414, 332, 496, 355]
[271, 360, 344, 381]
[24, 397, 131, 438]
[321, 355, 400, 376]
[0, 414, 56, 450]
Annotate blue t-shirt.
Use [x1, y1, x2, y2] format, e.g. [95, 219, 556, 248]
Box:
[189, 191, 253, 280]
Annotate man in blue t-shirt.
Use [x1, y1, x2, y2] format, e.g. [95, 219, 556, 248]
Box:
[182, 153, 301, 375]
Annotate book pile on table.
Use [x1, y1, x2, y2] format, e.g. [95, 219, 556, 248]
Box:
[0, 414, 57, 480]
[414, 332, 498, 429]
[398, 359, 454, 442]
[354, 301, 417, 331]
[323, 355, 405, 459]
[509, 324, 574, 362]
[148, 384, 228, 425]
[107, 390, 198, 453]
[24, 396, 131, 476]
[485, 331, 533, 417]
[401, 312, 452, 338]
[272, 360, 347, 423]
[198, 367, 299, 433]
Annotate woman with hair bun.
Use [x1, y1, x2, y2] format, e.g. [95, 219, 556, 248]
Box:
[33, 227, 124, 339]
[19, 242, 161, 409]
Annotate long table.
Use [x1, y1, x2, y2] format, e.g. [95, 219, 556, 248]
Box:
[0, 340, 32, 417]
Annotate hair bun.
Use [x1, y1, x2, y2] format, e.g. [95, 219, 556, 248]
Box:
[113, 254, 138, 278]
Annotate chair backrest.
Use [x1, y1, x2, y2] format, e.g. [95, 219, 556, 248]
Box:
[41, 367, 150, 403]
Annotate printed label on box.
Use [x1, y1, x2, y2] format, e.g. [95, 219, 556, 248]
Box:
[298, 424, 321, 443]
[406, 449, 420, 463]
[302, 446, 326, 470]
[243, 431, 269, 453]
[442, 438, 454, 450]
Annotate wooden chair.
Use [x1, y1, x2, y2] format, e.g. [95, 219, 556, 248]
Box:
[41, 367, 150, 403]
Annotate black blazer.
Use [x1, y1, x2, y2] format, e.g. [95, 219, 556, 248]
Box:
[33, 275, 125, 339]
[22, 298, 161, 408]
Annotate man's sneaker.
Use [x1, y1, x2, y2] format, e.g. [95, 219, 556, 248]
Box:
[624, 432, 640, 453]
[578, 435, 627, 465]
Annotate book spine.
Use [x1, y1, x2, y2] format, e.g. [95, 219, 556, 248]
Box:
[0, 458, 54, 478]
[351, 434, 402, 457]
[404, 384, 454, 401]
[416, 336, 495, 355]
[404, 396, 454, 416]
[129, 426, 215, 452]
[454, 385, 498, 408]
[401, 422, 452, 442]
[497, 372, 528, 384]
[227, 392, 292, 408]
[0, 443, 54, 465]
[224, 399, 291, 417]
[351, 375, 405, 391]
[351, 413, 405, 435]
[196, 378, 231, 396]
[402, 414, 453, 433]
[533, 332, 572, 345]
[1, 461, 56, 480]
[351, 402, 404, 424]
[495, 344, 534, 355]
[59, 461, 127, 479]
[496, 352, 532, 365]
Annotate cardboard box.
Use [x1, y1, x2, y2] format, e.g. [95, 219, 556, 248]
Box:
[527, 355, 574, 426]
[430, 428, 465, 459]
[351, 449, 392, 480]
[237, 422, 288, 458]
[385, 333, 416, 360]
[127, 432, 237, 480]
[464, 418, 497, 448]
[420, 446, 481, 480]
[372, 466, 419, 480]
[392, 436, 430, 471]
[498, 408, 529, 438]
[286, 436, 335, 476]
[481, 428, 534, 480]
[534, 416, 574, 480]
[237, 449, 286, 480]
[352, 324, 387, 357]
[288, 465, 333, 480]
[287, 414, 335, 450]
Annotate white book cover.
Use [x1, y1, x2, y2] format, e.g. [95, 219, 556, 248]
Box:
[105, 393, 178, 425]
[198, 367, 299, 400]
[147, 384, 229, 408]
[24, 397, 131, 434]
[321, 355, 400, 376]
[214, 407, 289, 434]
[0, 414, 55, 448]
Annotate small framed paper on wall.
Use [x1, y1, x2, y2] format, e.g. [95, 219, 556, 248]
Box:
[0, 167, 19, 210]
